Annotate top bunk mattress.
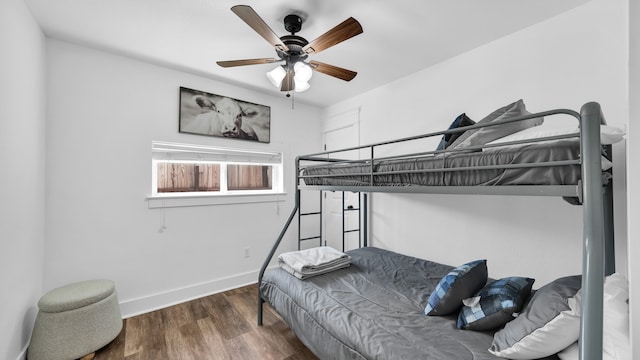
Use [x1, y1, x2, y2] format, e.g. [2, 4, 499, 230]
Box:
[261, 247, 559, 360]
[301, 139, 582, 187]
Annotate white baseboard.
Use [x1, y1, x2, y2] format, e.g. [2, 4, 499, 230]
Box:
[118, 269, 264, 318]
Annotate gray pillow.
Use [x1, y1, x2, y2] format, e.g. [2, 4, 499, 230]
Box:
[489, 275, 582, 359]
[449, 99, 544, 149]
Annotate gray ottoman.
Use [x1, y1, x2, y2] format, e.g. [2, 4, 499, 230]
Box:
[28, 279, 123, 360]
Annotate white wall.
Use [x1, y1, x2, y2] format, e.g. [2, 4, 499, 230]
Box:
[44, 39, 322, 316]
[627, 0, 638, 357]
[324, 0, 628, 287]
[0, 0, 46, 359]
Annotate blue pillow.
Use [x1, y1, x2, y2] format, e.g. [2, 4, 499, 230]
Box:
[436, 113, 476, 150]
[424, 259, 487, 316]
[457, 276, 535, 331]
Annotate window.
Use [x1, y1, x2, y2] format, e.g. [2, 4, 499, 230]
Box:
[151, 141, 283, 197]
[156, 163, 221, 193]
[227, 164, 272, 190]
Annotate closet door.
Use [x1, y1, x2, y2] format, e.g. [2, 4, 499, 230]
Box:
[321, 109, 360, 251]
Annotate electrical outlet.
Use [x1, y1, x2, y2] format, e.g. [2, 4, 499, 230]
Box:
[244, 247, 250, 258]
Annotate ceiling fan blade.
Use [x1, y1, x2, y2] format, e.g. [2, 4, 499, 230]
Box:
[231, 5, 289, 52]
[303, 17, 363, 55]
[280, 69, 295, 92]
[217, 58, 280, 68]
[310, 61, 357, 81]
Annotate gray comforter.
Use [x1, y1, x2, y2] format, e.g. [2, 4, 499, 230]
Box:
[301, 139, 581, 187]
[261, 247, 559, 360]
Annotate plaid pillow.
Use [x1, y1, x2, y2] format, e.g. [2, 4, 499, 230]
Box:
[457, 276, 535, 331]
[424, 259, 487, 316]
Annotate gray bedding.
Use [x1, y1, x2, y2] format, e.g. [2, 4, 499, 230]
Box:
[260, 247, 560, 360]
[301, 139, 581, 187]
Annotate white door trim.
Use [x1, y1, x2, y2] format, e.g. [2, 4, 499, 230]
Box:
[321, 108, 361, 250]
[322, 107, 361, 142]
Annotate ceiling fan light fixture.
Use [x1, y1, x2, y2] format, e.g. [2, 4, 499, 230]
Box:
[267, 66, 286, 87]
[293, 61, 313, 82]
[294, 79, 310, 92]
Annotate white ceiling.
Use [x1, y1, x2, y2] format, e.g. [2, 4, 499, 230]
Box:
[25, 0, 589, 107]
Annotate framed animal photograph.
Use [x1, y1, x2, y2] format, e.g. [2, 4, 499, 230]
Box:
[179, 87, 271, 143]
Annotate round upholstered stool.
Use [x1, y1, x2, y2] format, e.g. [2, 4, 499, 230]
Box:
[28, 279, 123, 360]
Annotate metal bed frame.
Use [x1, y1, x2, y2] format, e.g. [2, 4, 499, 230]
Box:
[258, 102, 614, 360]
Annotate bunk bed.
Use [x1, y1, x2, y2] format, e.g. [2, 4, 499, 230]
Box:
[257, 101, 617, 360]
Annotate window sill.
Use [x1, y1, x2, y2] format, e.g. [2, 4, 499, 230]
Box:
[147, 192, 288, 208]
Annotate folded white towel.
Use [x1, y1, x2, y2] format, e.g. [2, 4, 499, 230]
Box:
[278, 246, 351, 280]
[279, 260, 351, 280]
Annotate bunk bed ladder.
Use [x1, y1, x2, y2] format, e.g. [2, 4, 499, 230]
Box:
[341, 192, 363, 250]
[298, 191, 323, 250]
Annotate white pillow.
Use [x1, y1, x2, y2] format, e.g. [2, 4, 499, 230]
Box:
[486, 124, 625, 145]
[558, 343, 579, 360]
[602, 273, 631, 360]
[558, 273, 631, 360]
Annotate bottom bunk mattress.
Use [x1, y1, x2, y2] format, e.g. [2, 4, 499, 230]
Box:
[260, 247, 560, 360]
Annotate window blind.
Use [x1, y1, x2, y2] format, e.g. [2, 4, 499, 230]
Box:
[152, 141, 282, 164]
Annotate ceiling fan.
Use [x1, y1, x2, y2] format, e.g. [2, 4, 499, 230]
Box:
[217, 5, 363, 93]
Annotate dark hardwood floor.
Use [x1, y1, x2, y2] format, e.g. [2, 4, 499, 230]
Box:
[93, 284, 318, 360]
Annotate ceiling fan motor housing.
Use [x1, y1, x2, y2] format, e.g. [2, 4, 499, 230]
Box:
[277, 35, 309, 63]
[284, 14, 303, 34]
[277, 14, 308, 62]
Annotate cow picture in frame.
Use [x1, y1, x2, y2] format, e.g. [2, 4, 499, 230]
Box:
[179, 87, 271, 143]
